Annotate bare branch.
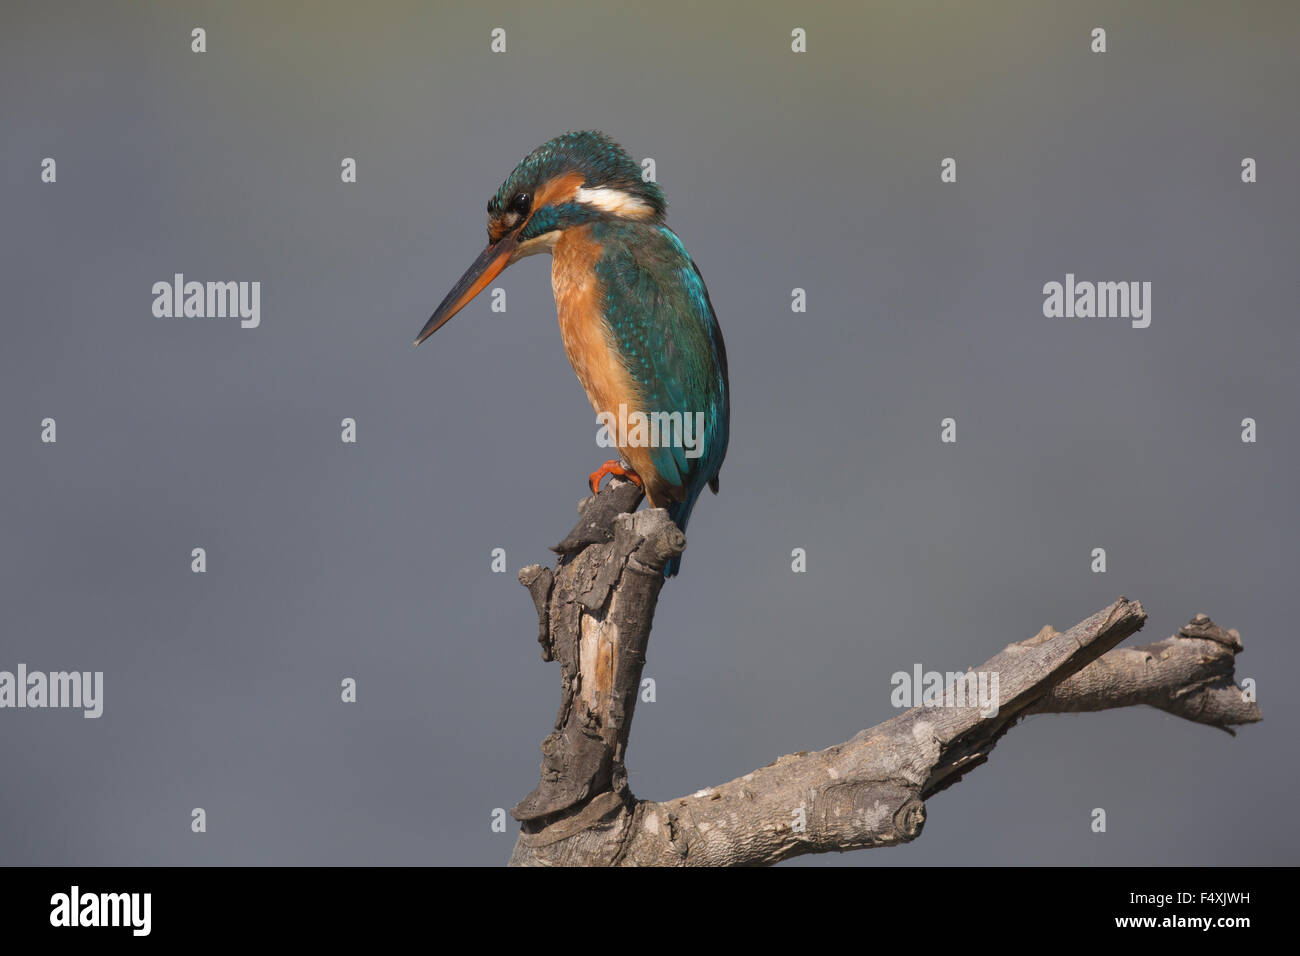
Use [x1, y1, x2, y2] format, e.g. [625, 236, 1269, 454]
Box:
[1024, 615, 1260, 734]
[508, 490, 1261, 866]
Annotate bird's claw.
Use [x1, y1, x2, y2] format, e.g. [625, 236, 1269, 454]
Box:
[589, 459, 644, 496]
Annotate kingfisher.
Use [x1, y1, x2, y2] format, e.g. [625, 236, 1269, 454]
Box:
[414, 131, 729, 577]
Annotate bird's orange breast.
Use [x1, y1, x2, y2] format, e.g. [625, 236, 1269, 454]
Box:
[551, 227, 666, 502]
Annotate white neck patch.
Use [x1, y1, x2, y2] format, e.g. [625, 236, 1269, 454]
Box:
[574, 186, 655, 218]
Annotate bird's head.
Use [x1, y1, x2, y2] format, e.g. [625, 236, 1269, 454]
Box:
[415, 130, 666, 345]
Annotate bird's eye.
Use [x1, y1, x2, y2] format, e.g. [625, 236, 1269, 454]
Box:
[509, 193, 532, 215]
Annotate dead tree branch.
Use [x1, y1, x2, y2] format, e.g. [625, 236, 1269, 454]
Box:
[508, 482, 1262, 866]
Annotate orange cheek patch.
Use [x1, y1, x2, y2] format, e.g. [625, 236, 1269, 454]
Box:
[532, 171, 586, 210]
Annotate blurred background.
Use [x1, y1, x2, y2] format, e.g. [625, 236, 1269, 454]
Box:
[1, 0, 1296, 865]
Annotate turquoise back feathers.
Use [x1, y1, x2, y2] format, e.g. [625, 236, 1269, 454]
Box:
[593, 220, 730, 576]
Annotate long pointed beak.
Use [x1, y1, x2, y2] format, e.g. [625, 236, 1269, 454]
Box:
[413, 233, 520, 345]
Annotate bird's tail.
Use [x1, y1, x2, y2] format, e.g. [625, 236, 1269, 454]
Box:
[664, 486, 705, 578]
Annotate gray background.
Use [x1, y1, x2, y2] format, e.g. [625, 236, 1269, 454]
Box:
[2, 0, 1296, 866]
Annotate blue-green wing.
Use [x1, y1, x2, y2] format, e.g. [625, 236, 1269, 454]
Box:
[594, 223, 729, 519]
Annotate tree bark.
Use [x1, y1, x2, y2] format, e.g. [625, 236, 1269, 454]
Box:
[508, 481, 1262, 866]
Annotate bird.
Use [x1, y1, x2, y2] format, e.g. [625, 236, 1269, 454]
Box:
[414, 131, 729, 577]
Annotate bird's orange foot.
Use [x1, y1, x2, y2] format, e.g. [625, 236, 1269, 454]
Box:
[589, 460, 644, 496]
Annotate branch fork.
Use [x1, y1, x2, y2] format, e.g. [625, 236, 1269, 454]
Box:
[507, 482, 1261, 866]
